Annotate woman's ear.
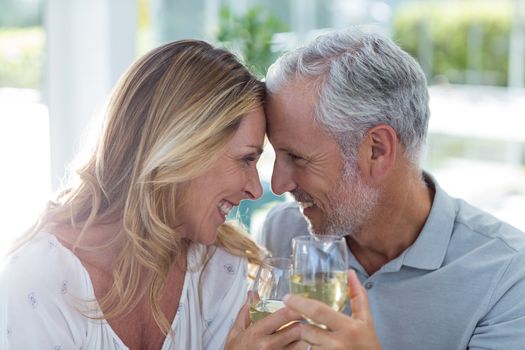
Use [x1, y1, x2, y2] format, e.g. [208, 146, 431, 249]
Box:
[358, 124, 398, 181]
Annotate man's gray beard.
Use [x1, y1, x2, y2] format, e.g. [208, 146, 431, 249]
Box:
[313, 159, 380, 237]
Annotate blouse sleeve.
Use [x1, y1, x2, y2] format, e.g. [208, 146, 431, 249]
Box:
[200, 247, 248, 350]
[0, 234, 89, 349]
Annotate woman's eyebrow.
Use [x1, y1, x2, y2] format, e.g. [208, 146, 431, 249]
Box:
[246, 145, 264, 155]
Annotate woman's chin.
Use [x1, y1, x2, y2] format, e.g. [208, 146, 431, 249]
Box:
[194, 229, 220, 246]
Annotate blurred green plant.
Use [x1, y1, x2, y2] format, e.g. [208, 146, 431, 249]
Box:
[0, 0, 41, 27]
[216, 6, 288, 229]
[393, 1, 514, 86]
[136, 0, 154, 56]
[0, 27, 44, 88]
[215, 5, 288, 78]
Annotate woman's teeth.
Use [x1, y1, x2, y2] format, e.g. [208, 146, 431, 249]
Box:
[218, 200, 233, 216]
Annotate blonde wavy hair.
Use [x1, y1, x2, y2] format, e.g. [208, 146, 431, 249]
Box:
[14, 40, 265, 334]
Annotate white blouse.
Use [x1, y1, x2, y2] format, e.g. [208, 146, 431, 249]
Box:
[0, 232, 248, 349]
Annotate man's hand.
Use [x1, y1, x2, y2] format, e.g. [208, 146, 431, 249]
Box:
[225, 293, 302, 350]
[283, 270, 382, 350]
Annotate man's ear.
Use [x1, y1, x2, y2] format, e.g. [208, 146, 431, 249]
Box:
[358, 124, 397, 180]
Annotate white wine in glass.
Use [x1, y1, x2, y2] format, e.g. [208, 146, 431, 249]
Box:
[249, 257, 291, 323]
[249, 299, 286, 322]
[290, 271, 347, 312]
[291, 235, 348, 325]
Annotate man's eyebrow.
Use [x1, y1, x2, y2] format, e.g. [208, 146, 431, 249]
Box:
[277, 146, 300, 154]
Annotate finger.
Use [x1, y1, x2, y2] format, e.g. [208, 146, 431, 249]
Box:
[250, 290, 260, 307]
[299, 322, 342, 349]
[283, 340, 311, 350]
[269, 320, 302, 348]
[229, 292, 251, 339]
[283, 294, 348, 331]
[254, 306, 303, 335]
[348, 269, 370, 320]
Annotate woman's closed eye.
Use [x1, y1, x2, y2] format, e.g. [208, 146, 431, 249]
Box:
[242, 154, 259, 166]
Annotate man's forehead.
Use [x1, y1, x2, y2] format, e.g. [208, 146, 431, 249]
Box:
[267, 83, 317, 123]
[271, 77, 317, 102]
[267, 98, 314, 133]
[266, 99, 327, 152]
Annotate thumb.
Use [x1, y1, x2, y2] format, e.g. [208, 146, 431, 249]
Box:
[224, 292, 254, 350]
[348, 269, 370, 320]
[228, 292, 251, 339]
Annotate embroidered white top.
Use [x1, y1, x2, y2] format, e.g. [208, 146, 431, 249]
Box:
[0, 232, 248, 349]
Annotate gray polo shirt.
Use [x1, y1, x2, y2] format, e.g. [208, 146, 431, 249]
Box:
[255, 175, 525, 350]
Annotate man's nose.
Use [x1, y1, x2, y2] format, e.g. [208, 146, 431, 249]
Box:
[271, 158, 295, 195]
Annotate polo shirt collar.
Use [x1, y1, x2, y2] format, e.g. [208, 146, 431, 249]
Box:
[401, 172, 457, 270]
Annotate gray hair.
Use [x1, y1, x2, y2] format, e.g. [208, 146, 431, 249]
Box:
[266, 28, 430, 166]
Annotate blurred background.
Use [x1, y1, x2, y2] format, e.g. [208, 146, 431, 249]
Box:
[1, 0, 524, 252]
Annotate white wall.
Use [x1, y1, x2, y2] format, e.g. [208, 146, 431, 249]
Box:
[45, 0, 137, 190]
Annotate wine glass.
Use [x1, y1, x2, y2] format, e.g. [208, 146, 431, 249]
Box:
[291, 235, 348, 324]
[249, 257, 292, 323]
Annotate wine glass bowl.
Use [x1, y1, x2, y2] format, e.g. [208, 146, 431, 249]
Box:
[249, 257, 292, 323]
[291, 235, 348, 315]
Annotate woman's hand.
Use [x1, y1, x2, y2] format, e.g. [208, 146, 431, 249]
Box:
[283, 270, 382, 350]
[225, 294, 302, 350]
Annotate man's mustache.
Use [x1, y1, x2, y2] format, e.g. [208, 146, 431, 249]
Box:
[291, 190, 314, 204]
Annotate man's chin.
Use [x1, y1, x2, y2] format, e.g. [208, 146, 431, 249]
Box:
[300, 208, 323, 233]
[306, 220, 350, 237]
[301, 212, 347, 237]
[304, 218, 329, 236]
[302, 216, 318, 235]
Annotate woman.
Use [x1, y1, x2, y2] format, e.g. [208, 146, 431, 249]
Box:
[0, 40, 299, 349]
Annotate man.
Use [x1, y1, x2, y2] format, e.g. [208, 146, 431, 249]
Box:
[260, 28, 525, 349]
